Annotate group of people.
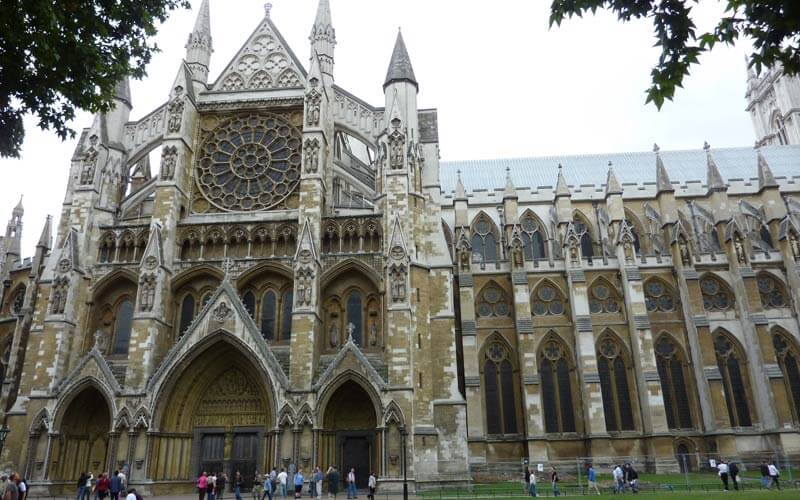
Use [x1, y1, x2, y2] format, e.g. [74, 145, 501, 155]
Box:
[717, 459, 782, 492]
[198, 467, 377, 500]
[524, 466, 565, 497]
[2, 472, 27, 500]
[524, 462, 638, 496]
[76, 470, 142, 500]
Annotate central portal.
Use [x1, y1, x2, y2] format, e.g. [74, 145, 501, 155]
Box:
[321, 381, 378, 488]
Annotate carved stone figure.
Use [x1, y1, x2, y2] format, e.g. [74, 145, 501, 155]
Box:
[346, 322, 355, 342]
[369, 322, 378, 346]
[167, 87, 185, 134]
[160, 146, 178, 181]
[212, 302, 232, 322]
[569, 244, 580, 267]
[80, 147, 99, 185]
[790, 231, 800, 261]
[329, 323, 339, 348]
[623, 240, 634, 264]
[511, 244, 524, 269]
[50, 277, 69, 315]
[93, 330, 107, 351]
[305, 89, 321, 127]
[679, 237, 691, 265]
[390, 266, 406, 303]
[459, 249, 470, 271]
[734, 234, 747, 264]
[139, 274, 157, 312]
[304, 138, 320, 174]
[389, 131, 404, 170]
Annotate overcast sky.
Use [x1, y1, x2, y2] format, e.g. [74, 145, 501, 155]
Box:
[0, 0, 754, 254]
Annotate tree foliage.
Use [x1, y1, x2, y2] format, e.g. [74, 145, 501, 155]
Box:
[549, 0, 800, 108]
[0, 0, 190, 158]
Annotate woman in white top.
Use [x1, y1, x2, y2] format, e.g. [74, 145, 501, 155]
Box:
[528, 471, 537, 497]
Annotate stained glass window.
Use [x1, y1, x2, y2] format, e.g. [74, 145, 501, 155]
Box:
[112, 299, 134, 355]
[520, 215, 546, 260]
[597, 336, 635, 431]
[178, 295, 195, 336]
[655, 336, 693, 429]
[540, 338, 576, 433]
[757, 274, 787, 309]
[700, 276, 733, 312]
[471, 216, 499, 263]
[483, 339, 519, 435]
[772, 333, 800, 423]
[346, 292, 363, 346]
[261, 291, 276, 340]
[476, 285, 511, 318]
[281, 290, 293, 341]
[532, 283, 566, 317]
[645, 279, 677, 313]
[714, 332, 752, 427]
[589, 280, 622, 314]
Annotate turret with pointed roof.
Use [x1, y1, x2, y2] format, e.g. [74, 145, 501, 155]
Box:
[186, 0, 213, 85]
[310, 0, 335, 80]
[384, 31, 417, 91]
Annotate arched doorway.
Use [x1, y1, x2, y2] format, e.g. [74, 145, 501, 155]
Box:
[153, 339, 273, 489]
[52, 386, 112, 481]
[320, 381, 378, 488]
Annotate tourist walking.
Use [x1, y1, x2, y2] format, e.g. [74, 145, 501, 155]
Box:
[717, 460, 730, 491]
[327, 466, 340, 500]
[346, 469, 356, 500]
[586, 464, 600, 495]
[198, 472, 209, 500]
[527, 469, 537, 497]
[219, 473, 228, 500]
[110, 471, 123, 500]
[367, 472, 376, 500]
[95, 473, 110, 500]
[261, 470, 274, 500]
[760, 461, 770, 489]
[234, 471, 244, 500]
[208, 472, 217, 500]
[117, 469, 127, 492]
[314, 467, 323, 500]
[729, 462, 740, 491]
[77, 472, 89, 500]
[278, 468, 288, 498]
[254, 472, 263, 500]
[550, 467, 560, 497]
[294, 469, 304, 499]
[625, 464, 639, 494]
[612, 465, 624, 494]
[5, 473, 20, 500]
[768, 461, 781, 490]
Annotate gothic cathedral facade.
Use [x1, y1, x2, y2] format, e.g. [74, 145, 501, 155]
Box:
[1, 0, 800, 494]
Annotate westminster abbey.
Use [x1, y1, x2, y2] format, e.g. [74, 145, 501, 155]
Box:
[0, 0, 799, 494]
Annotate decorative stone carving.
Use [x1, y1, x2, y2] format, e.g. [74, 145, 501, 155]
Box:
[369, 321, 378, 347]
[167, 86, 185, 134]
[295, 268, 314, 308]
[389, 264, 407, 303]
[459, 249, 470, 271]
[388, 121, 405, 170]
[511, 242, 524, 269]
[212, 302, 232, 322]
[50, 276, 69, 315]
[80, 135, 99, 185]
[623, 240, 634, 264]
[305, 87, 321, 127]
[160, 146, 178, 181]
[329, 323, 339, 348]
[304, 138, 320, 174]
[139, 274, 157, 312]
[93, 330, 107, 351]
[790, 231, 800, 261]
[568, 244, 580, 267]
[733, 233, 747, 264]
[346, 322, 355, 342]
[679, 236, 692, 266]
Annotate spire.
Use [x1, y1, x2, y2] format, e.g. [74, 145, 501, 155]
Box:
[186, 0, 213, 84]
[704, 142, 726, 192]
[756, 147, 778, 190]
[37, 215, 52, 250]
[504, 166, 516, 198]
[384, 30, 417, 91]
[555, 164, 570, 198]
[310, 0, 335, 79]
[653, 143, 674, 193]
[455, 170, 467, 200]
[113, 78, 132, 108]
[605, 161, 622, 197]
[12, 195, 23, 217]
[5, 197, 22, 257]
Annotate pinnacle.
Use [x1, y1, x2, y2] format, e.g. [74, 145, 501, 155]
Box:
[704, 142, 726, 192]
[757, 148, 778, 190]
[654, 144, 673, 194]
[314, 0, 332, 28]
[13, 195, 23, 215]
[193, 0, 211, 35]
[114, 77, 132, 107]
[384, 30, 417, 90]
[555, 164, 570, 198]
[605, 162, 622, 197]
[37, 215, 52, 249]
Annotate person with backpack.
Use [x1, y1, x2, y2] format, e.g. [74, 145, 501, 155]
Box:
[77, 472, 89, 500]
[326, 467, 339, 500]
[110, 471, 123, 500]
[760, 461, 770, 489]
[729, 462, 740, 491]
[625, 464, 639, 494]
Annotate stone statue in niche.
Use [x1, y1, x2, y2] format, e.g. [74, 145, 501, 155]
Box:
[369, 321, 378, 346]
[569, 244, 580, 267]
[389, 131, 404, 170]
[80, 136, 99, 185]
[160, 146, 178, 180]
[329, 322, 339, 348]
[167, 86, 185, 134]
[790, 231, 800, 261]
[623, 240, 634, 264]
[511, 244, 524, 269]
[390, 267, 407, 303]
[459, 249, 470, 271]
[305, 87, 321, 127]
[93, 330, 108, 351]
[679, 237, 691, 266]
[139, 274, 157, 312]
[733, 234, 747, 264]
[304, 139, 320, 174]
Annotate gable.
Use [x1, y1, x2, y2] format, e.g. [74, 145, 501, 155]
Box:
[211, 15, 306, 92]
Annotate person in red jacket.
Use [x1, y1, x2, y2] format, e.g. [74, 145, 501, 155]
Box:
[95, 473, 110, 500]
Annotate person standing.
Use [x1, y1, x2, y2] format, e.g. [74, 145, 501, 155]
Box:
[208, 472, 217, 500]
[96, 473, 110, 500]
[759, 460, 770, 489]
[717, 460, 730, 492]
[198, 472, 209, 500]
[586, 464, 600, 495]
[110, 471, 122, 500]
[124, 488, 137, 500]
[309, 469, 316, 499]
[768, 461, 781, 490]
[327, 467, 339, 500]
[85, 472, 95, 500]
[4, 473, 19, 500]
[367, 472, 376, 500]
[17, 478, 26, 500]
[314, 467, 323, 500]
[254, 472, 263, 500]
[527, 469, 537, 497]
[729, 462, 740, 491]
[277, 469, 288, 499]
[612, 465, 624, 494]
[294, 469, 304, 499]
[77, 472, 88, 500]
[117, 469, 126, 493]
[234, 471, 244, 500]
[346, 469, 356, 500]
[261, 470, 273, 500]
[625, 464, 639, 494]
[550, 467, 560, 497]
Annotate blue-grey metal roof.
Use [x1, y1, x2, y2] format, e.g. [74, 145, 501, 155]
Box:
[440, 145, 800, 193]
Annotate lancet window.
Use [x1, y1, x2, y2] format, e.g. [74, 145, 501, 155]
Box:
[597, 335, 635, 432]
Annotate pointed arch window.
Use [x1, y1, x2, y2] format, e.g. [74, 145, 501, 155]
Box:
[281, 290, 293, 341]
[261, 291, 277, 340]
[531, 282, 566, 317]
[655, 336, 693, 429]
[476, 284, 511, 318]
[242, 291, 256, 319]
[589, 279, 622, 314]
[11, 287, 25, 315]
[700, 275, 733, 312]
[471, 216, 498, 263]
[483, 339, 519, 435]
[623, 214, 643, 254]
[644, 279, 677, 313]
[111, 299, 134, 355]
[346, 291, 363, 346]
[757, 273, 788, 309]
[573, 216, 594, 259]
[773, 332, 800, 423]
[597, 335, 635, 431]
[178, 294, 195, 336]
[714, 332, 752, 427]
[520, 215, 546, 260]
[539, 337, 576, 433]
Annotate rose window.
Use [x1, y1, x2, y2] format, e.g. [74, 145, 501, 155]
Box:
[196, 113, 302, 212]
